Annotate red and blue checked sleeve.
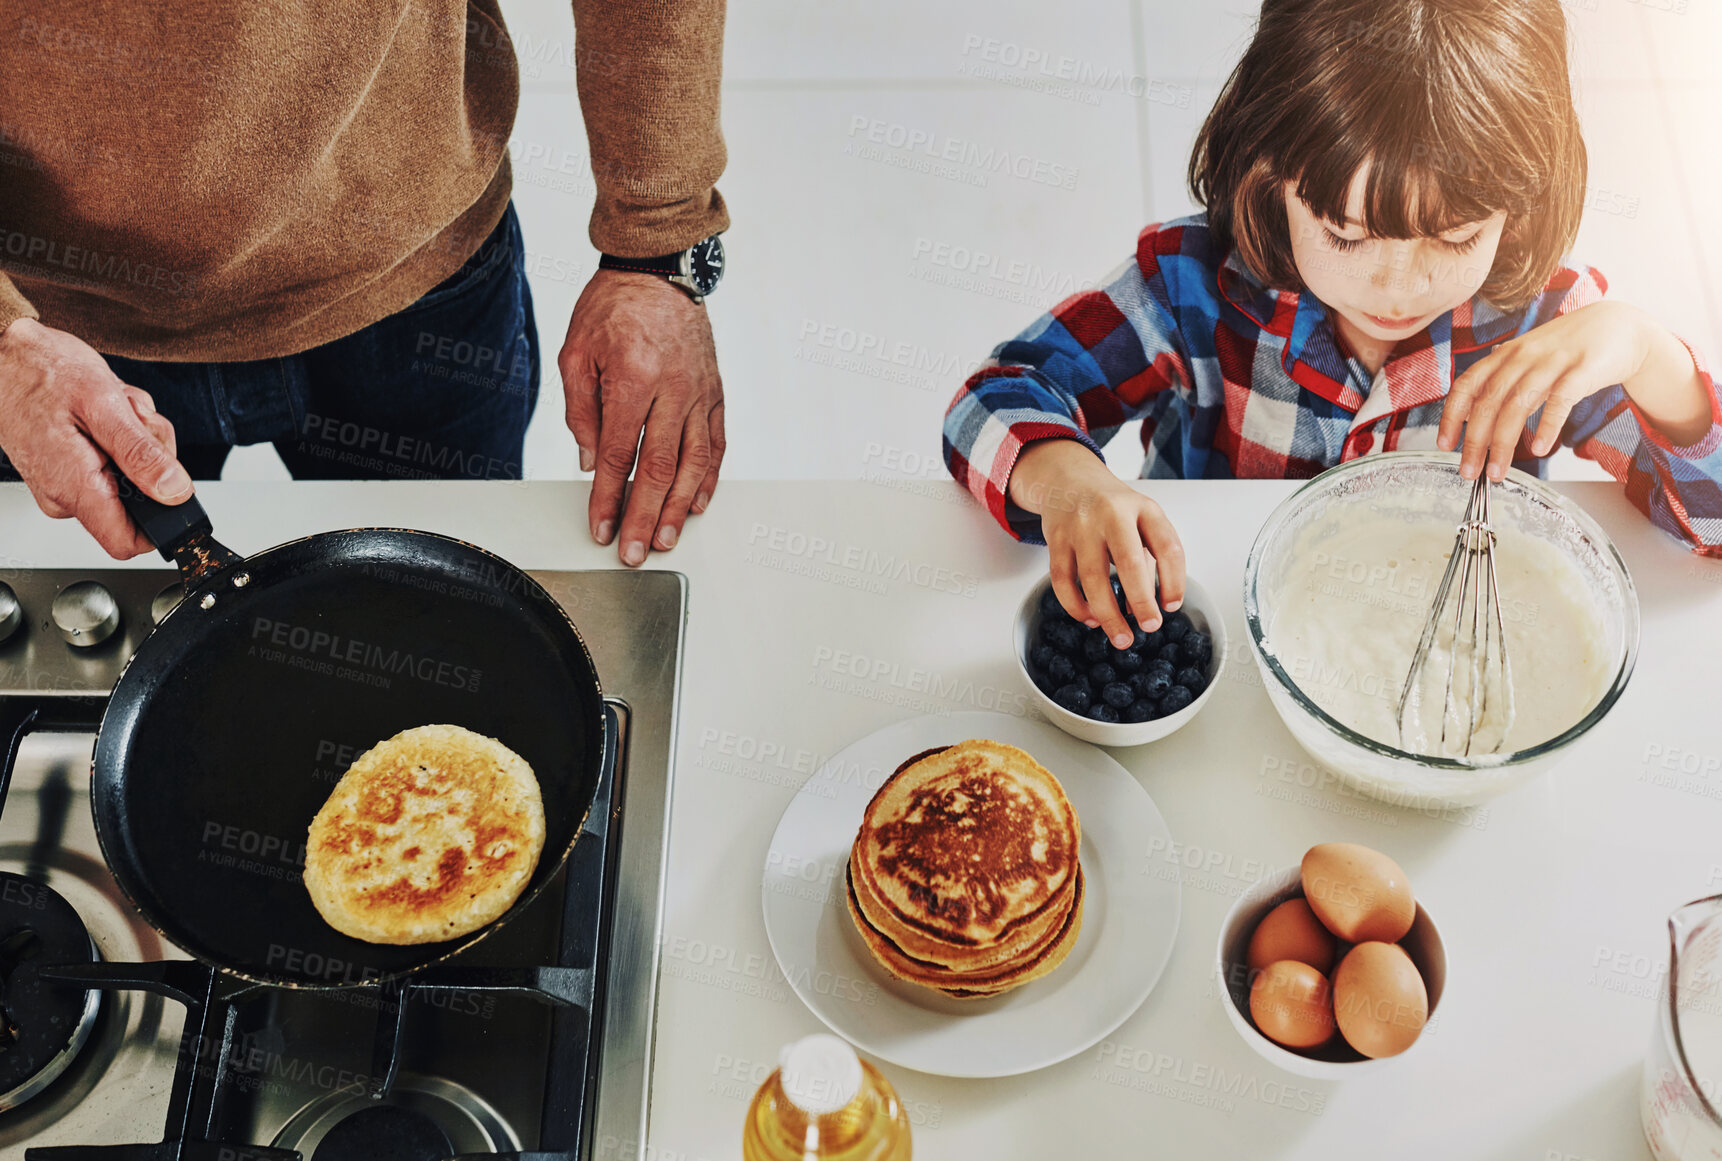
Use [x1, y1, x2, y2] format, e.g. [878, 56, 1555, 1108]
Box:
[942, 244, 1192, 543]
[1540, 267, 1722, 556]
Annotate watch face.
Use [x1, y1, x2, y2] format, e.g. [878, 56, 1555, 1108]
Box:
[687, 235, 725, 296]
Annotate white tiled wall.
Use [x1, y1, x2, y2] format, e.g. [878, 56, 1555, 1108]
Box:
[217, 0, 1722, 487]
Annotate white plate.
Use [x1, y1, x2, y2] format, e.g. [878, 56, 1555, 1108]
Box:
[761, 711, 1181, 1078]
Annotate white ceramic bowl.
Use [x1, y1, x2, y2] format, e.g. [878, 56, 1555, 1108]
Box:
[1242, 451, 1639, 808]
[1216, 865, 1447, 1079]
[1013, 573, 1227, 747]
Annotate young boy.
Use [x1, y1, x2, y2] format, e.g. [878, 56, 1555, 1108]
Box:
[942, 0, 1721, 656]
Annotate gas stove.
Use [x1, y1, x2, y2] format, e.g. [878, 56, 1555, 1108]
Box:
[0, 568, 684, 1161]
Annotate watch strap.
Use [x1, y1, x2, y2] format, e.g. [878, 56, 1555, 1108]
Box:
[598, 251, 684, 276]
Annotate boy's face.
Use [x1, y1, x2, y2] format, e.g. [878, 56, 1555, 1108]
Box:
[1283, 166, 1507, 345]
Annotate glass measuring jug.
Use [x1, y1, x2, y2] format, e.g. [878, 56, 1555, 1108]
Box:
[1644, 894, 1722, 1160]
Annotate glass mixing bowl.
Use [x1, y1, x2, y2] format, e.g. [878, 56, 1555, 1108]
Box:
[1242, 452, 1639, 808]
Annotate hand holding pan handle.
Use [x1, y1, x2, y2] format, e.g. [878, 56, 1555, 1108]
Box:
[111, 469, 244, 591]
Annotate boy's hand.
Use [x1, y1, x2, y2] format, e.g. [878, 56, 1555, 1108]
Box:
[1009, 439, 1186, 650]
[1437, 301, 1711, 480]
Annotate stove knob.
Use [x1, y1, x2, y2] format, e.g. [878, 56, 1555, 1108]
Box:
[151, 584, 184, 625]
[0, 583, 19, 644]
[52, 581, 121, 648]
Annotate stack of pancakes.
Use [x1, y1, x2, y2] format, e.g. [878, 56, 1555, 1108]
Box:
[846, 739, 1083, 999]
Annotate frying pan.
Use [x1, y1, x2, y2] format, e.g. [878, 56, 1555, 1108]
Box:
[72, 478, 607, 988]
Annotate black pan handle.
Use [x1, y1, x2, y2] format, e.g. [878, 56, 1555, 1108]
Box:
[113, 470, 213, 556]
[112, 470, 244, 589]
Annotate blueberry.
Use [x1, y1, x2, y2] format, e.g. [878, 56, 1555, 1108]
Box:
[1174, 666, 1207, 697]
[1140, 660, 1174, 699]
[1033, 668, 1062, 695]
[1160, 684, 1194, 714]
[1069, 673, 1092, 697]
[1082, 628, 1112, 663]
[1162, 610, 1193, 642]
[1041, 619, 1082, 654]
[1114, 650, 1144, 675]
[1054, 683, 1092, 714]
[1136, 626, 1164, 654]
[1101, 681, 1135, 709]
[1179, 631, 1212, 669]
[1030, 643, 1058, 672]
[1119, 572, 1161, 600]
[1087, 702, 1121, 723]
[1045, 654, 1078, 685]
[1121, 698, 1155, 723]
[1156, 642, 1182, 664]
[1089, 662, 1117, 687]
[1039, 586, 1072, 621]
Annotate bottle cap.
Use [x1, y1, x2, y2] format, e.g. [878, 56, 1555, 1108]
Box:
[778, 1034, 864, 1116]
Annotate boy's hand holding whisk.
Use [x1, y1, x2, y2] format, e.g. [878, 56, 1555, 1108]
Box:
[1438, 300, 1713, 481]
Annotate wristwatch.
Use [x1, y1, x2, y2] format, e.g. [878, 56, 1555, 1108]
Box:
[597, 233, 725, 303]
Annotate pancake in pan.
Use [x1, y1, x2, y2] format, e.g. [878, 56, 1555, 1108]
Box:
[304, 724, 546, 945]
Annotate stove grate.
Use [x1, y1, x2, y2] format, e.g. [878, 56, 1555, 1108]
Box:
[23, 706, 621, 1161]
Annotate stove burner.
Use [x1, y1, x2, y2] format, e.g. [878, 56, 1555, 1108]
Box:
[272, 1073, 520, 1157]
[0, 871, 101, 1111]
[311, 1105, 454, 1161]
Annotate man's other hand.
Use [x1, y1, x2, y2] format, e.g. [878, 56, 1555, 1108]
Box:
[559, 269, 724, 566]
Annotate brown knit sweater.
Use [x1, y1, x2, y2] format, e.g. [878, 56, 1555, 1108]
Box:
[0, 1, 728, 362]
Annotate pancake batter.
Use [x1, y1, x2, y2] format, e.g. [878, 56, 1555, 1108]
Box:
[1266, 511, 1611, 759]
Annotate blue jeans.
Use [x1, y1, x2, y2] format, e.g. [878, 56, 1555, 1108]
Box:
[2, 202, 539, 482]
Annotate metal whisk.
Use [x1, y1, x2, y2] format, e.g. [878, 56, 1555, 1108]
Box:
[1395, 474, 1516, 757]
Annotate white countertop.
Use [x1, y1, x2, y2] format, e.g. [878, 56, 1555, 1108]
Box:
[4, 476, 1720, 1160]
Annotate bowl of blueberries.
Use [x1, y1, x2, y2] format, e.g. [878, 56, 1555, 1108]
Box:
[1014, 572, 1226, 746]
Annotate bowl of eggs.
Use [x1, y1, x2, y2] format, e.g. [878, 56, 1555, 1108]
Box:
[1014, 572, 1227, 747]
[1216, 842, 1445, 1079]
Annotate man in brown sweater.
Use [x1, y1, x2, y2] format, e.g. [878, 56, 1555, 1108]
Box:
[0, 0, 728, 566]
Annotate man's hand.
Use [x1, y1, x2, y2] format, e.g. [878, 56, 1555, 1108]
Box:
[0, 317, 189, 558]
[559, 269, 724, 566]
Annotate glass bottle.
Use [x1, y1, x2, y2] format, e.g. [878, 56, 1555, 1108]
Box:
[743, 1034, 912, 1161]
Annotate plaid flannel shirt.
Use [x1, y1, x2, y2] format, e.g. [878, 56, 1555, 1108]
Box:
[943, 214, 1722, 556]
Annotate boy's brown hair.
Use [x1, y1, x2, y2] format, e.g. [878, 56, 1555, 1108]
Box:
[1189, 0, 1586, 312]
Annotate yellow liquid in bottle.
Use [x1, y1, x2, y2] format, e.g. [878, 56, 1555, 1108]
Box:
[742, 1058, 912, 1161]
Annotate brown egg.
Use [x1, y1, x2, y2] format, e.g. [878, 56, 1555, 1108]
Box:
[1333, 942, 1428, 1058]
[1300, 843, 1416, 943]
[1249, 960, 1337, 1049]
[1247, 898, 1338, 974]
